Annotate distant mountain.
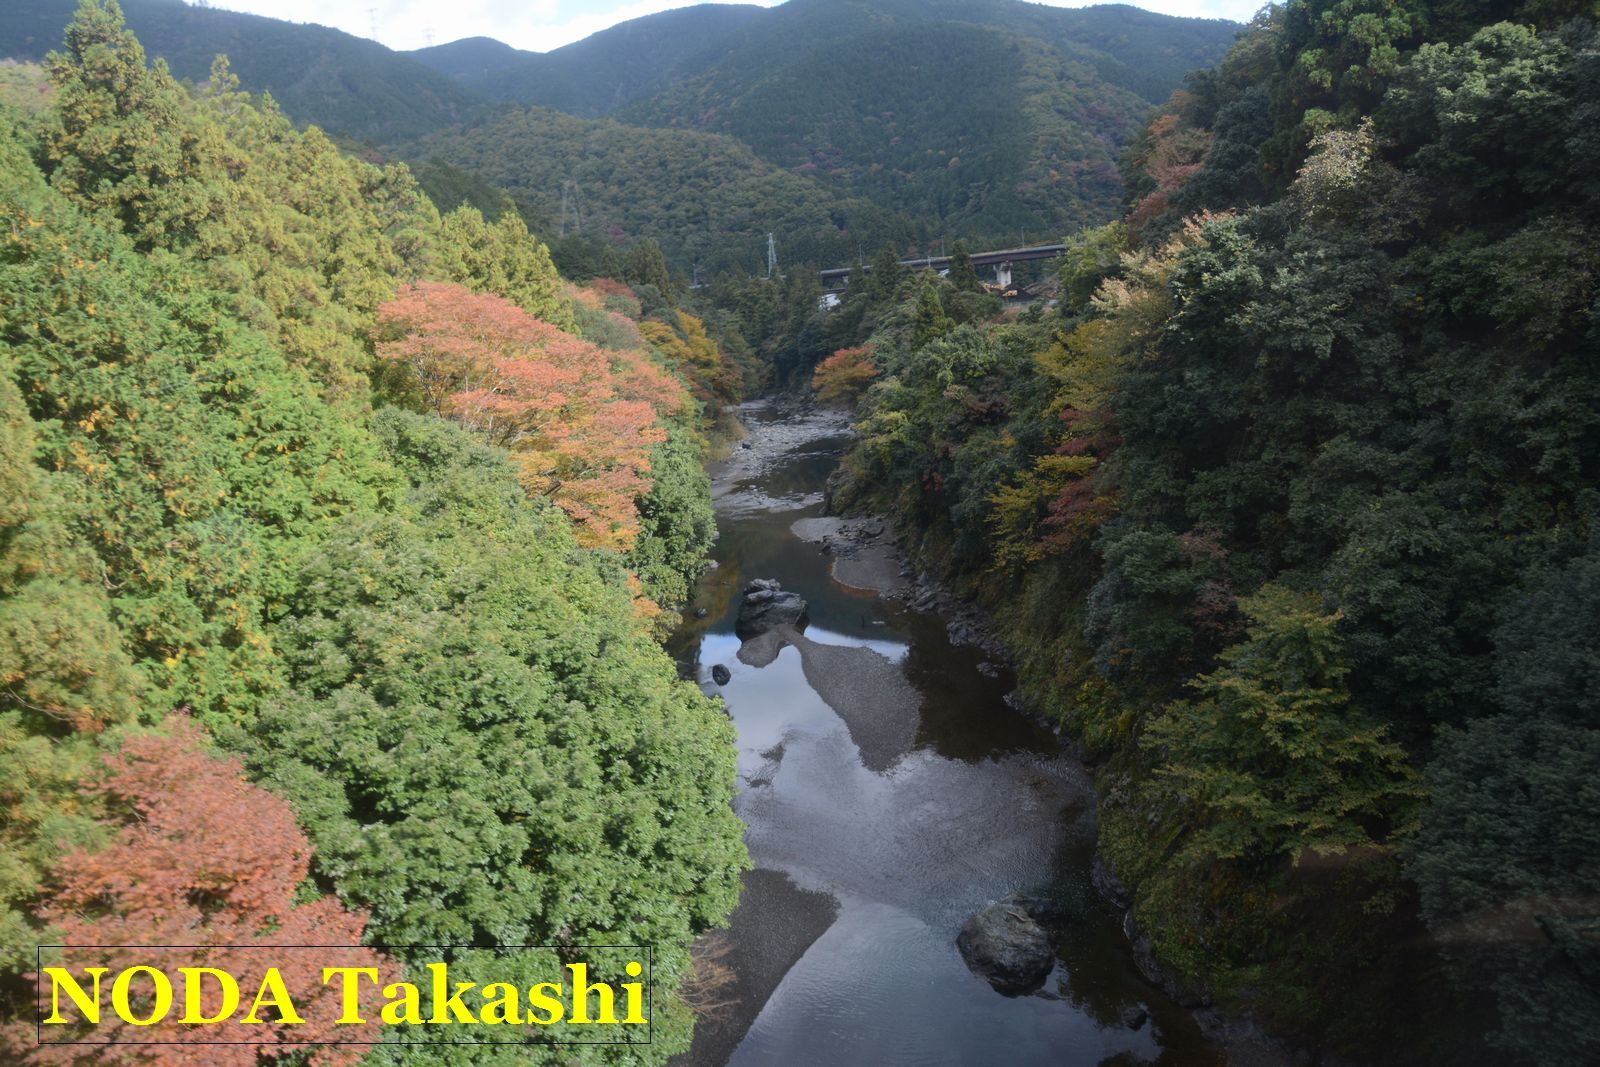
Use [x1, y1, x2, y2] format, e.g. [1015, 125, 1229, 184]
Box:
[410, 5, 768, 117]
[0, 0, 484, 141]
[411, 0, 1239, 247]
[2, 0, 1241, 266]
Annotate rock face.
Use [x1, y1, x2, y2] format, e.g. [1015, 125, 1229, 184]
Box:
[956, 894, 1062, 995]
[735, 579, 808, 639]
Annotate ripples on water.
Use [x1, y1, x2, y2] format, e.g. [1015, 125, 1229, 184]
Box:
[676, 404, 1219, 1067]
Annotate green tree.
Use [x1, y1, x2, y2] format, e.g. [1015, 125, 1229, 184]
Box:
[623, 237, 673, 294]
[945, 240, 982, 292]
[1144, 585, 1422, 867]
[1056, 221, 1128, 312]
[1411, 542, 1600, 1066]
[235, 410, 746, 1062]
[37, 0, 228, 252]
[626, 425, 716, 624]
[910, 279, 953, 348]
[867, 242, 909, 303]
[435, 201, 575, 330]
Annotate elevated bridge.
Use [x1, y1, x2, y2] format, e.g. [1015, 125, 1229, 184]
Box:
[820, 243, 1067, 294]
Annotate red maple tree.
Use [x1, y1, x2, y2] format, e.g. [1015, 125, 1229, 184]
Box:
[23, 720, 388, 1066]
[377, 282, 667, 548]
[811, 345, 878, 404]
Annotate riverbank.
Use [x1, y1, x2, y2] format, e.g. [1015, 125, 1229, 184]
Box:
[791, 397, 1310, 1067]
[670, 397, 1223, 1067]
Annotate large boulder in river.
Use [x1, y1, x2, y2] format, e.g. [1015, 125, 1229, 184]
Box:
[957, 894, 1061, 995]
[736, 579, 808, 638]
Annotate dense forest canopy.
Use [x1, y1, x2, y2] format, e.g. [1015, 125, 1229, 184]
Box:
[806, 0, 1600, 1062]
[0, 2, 751, 1061]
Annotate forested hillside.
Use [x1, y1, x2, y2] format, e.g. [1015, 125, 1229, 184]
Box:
[618, 0, 1236, 242]
[422, 0, 1238, 251]
[804, 1, 1600, 1063]
[0, 3, 750, 1061]
[0, 0, 483, 140]
[2, 0, 1238, 268]
[625, 19, 1146, 242]
[412, 104, 918, 276]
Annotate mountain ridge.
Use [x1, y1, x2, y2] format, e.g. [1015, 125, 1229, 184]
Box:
[2, 0, 1241, 265]
[0, 0, 483, 141]
[409, 4, 769, 117]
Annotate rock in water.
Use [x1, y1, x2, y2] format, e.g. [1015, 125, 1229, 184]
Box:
[956, 894, 1060, 995]
[735, 579, 808, 638]
[711, 664, 732, 686]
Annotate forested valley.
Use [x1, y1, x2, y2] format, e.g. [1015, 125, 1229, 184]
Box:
[1, 0, 1597, 1064]
[800, 1, 1600, 1063]
[0, 4, 755, 1061]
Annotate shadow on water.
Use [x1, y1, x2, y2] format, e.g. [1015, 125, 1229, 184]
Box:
[671, 402, 1222, 1067]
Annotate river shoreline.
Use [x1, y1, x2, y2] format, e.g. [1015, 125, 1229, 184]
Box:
[773, 394, 1306, 1067]
[673, 395, 1264, 1066]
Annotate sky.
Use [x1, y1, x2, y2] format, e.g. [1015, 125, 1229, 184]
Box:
[191, 0, 1262, 55]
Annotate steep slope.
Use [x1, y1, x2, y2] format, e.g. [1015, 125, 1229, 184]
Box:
[411, 4, 767, 116]
[411, 0, 1239, 250]
[612, 0, 1240, 241]
[413, 104, 916, 273]
[627, 18, 1148, 241]
[0, 0, 484, 141]
[817, 0, 1600, 1061]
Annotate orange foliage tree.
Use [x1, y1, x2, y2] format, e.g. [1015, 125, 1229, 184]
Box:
[377, 282, 670, 548]
[811, 344, 879, 404]
[586, 277, 643, 319]
[23, 720, 387, 1065]
[1126, 93, 1212, 233]
[640, 311, 741, 408]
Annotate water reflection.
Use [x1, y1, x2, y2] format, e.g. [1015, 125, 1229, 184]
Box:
[677, 403, 1219, 1067]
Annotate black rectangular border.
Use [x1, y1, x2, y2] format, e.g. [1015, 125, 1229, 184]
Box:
[35, 944, 652, 1046]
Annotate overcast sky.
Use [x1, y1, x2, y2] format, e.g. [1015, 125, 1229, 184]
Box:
[193, 0, 1261, 54]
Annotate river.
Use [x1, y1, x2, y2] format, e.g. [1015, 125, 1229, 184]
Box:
[668, 400, 1222, 1067]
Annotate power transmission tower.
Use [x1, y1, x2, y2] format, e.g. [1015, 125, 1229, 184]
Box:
[367, 8, 378, 42]
[765, 233, 779, 280]
[558, 181, 585, 238]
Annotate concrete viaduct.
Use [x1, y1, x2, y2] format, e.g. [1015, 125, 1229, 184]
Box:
[819, 243, 1067, 294]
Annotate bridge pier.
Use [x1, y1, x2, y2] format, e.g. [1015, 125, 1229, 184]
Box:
[994, 261, 1013, 289]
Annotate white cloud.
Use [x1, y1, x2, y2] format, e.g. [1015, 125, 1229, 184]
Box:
[192, 0, 1258, 55]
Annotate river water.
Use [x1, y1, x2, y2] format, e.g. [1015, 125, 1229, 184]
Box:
[669, 402, 1220, 1067]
